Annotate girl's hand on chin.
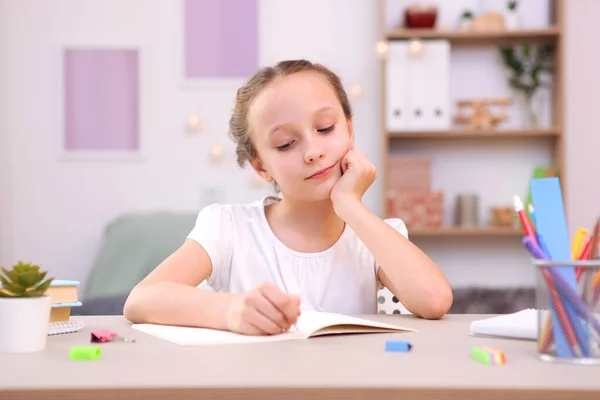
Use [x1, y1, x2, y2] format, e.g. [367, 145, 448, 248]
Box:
[330, 148, 377, 217]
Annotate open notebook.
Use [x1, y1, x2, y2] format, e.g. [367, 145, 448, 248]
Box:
[132, 310, 415, 346]
[470, 308, 548, 340]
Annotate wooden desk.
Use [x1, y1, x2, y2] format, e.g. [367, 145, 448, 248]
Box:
[1, 314, 599, 400]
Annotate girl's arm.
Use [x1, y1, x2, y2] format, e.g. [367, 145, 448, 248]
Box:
[339, 202, 453, 319]
[330, 148, 452, 319]
[123, 239, 300, 334]
[123, 239, 235, 329]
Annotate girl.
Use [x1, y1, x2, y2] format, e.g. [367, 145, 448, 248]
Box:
[124, 60, 453, 335]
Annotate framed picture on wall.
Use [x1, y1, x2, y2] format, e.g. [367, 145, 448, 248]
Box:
[54, 45, 150, 161]
[176, 0, 260, 89]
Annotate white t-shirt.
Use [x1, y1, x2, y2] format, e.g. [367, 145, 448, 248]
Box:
[186, 196, 409, 315]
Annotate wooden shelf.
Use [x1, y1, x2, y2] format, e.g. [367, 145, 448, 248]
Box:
[385, 27, 560, 44]
[378, 0, 565, 241]
[387, 127, 561, 140]
[408, 227, 523, 238]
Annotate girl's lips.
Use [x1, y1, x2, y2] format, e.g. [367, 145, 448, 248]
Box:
[307, 164, 335, 180]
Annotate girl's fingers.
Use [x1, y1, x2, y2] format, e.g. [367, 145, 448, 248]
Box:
[254, 292, 290, 331]
[247, 308, 285, 335]
[259, 282, 300, 325]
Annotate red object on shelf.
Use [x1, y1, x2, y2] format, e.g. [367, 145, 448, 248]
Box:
[404, 6, 437, 29]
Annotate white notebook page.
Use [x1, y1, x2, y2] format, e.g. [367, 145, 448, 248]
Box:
[469, 309, 547, 340]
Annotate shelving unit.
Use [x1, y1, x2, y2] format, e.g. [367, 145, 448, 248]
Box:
[379, 0, 565, 239]
[388, 127, 561, 140]
[386, 27, 560, 44]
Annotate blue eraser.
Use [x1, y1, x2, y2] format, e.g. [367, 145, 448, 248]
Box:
[385, 340, 412, 352]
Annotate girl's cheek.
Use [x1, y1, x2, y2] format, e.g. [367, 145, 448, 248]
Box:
[278, 158, 297, 176]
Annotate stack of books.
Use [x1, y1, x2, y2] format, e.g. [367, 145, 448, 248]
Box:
[46, 280, 84, 335]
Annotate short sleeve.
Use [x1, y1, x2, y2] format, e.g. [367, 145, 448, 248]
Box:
[385, 218, 409, 239]
[186, 203, 233, 291]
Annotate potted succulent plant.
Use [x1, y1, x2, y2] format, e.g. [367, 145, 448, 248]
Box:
[0, 261, 54, 353]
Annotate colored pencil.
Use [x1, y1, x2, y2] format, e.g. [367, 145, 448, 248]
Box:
[542, 268, 582, 357]
[524, 237, 584, 356]
[571, 228, 589, 261]
[587, 220, 600, 307]
[576, 237, 593, 282]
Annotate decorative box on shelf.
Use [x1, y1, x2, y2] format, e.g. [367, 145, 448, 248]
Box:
[388, 155, 431, 190]
[386, 189, 445, 230]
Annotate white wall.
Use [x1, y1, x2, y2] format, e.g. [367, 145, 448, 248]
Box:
[2, 0, 573, 294]
[0, 0, 12, 266]
[1, 0, 382, 293]
[565, 1, 600, 236]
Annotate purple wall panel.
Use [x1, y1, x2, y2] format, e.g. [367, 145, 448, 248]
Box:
[64, 49, 139, 151]
[184, 0, 258, 78]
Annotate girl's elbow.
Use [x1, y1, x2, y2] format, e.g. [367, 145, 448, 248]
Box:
[422, 288, 453, 320]
[122, 298, 136, 323]
[123, 289, 143, 323]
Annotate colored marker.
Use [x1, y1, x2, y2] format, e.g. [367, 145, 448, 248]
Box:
[576, 237, 593, 282]
[514, 195, 538, 245]
[571, 227, 589, 260]
[385, 340, 412, 352]
[526, 237, 600, 336]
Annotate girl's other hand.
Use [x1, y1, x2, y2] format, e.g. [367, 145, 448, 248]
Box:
[225, 282, 301, 335]
[330, 148, 377, 217]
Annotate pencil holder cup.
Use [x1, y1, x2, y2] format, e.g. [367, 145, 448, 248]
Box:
[534, 259, 600, 364]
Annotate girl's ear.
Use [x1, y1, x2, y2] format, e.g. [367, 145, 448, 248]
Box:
[249, 158, 273, 183]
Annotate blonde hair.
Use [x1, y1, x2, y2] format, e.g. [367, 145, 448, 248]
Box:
[228, 59, 353, 168]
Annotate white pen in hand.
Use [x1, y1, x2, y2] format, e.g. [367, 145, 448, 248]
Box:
[247, 218, 299, 332]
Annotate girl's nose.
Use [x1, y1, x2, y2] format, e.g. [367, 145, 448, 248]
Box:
[305, 149, 325, 163]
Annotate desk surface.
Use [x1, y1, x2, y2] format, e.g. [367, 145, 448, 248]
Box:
[1, 314, 599, 400]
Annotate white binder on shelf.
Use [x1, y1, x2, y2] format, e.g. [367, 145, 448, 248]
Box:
[385, 42, 410, 131]
[421, 40, 451, 130]
[385, 40, 451, 132]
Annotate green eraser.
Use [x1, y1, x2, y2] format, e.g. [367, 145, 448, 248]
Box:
[471, 346, 492, 365]
[70, 345, 102, 360]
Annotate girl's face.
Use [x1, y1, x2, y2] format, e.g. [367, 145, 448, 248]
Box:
[248, 71, 354, 202]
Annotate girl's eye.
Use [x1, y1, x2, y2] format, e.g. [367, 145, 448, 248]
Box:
[276, 141, 294, 151]
[317, 124, 335, 133]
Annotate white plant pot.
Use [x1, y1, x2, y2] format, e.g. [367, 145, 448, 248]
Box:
[458, 19, 472, 31]
[506, 11, 520, 30]
[0, 296, 51, 353]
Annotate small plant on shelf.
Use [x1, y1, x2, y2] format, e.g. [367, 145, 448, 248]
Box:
[499, 42, 555, 127]
[458, 10, 474, 31]
[0, 261, 54, 297]
[505, 0, 520, 30]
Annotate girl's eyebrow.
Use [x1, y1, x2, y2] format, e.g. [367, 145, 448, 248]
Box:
[314, 106, 335, 115]
[267, 106, 336, 137]
[267, 123, 294, 138]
